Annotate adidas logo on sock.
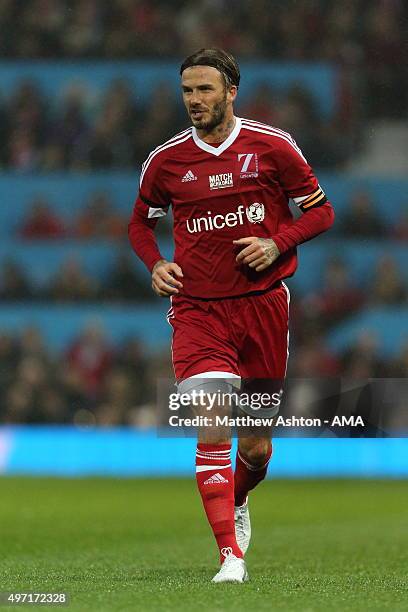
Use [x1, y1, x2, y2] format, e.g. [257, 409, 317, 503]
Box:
[204, 472, 229, 485]
[181, 169, 197, 182]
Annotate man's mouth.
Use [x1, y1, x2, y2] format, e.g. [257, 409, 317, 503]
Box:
[190, 109, 206, 119]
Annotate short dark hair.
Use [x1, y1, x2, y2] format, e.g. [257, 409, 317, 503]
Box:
[180, 48, 240, 89]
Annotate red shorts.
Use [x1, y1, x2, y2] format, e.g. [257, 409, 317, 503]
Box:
[168, 282, 290, 381]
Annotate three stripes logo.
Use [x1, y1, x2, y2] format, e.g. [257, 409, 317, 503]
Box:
[204, 473, 229, 485]
[181, 169, 197, 182]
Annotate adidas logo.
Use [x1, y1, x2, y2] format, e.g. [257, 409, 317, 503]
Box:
[181, 169, 197, 182]
[204, 472, 229, 485]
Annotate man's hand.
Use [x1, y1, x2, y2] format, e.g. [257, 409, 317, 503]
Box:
[152, 259, 184, 297]
[233, 237, 280, 272]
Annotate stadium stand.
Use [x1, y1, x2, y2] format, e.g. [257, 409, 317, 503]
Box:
[0, 1, 406, 426]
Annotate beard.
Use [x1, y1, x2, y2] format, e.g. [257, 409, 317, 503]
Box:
[190, 94, 227, 132]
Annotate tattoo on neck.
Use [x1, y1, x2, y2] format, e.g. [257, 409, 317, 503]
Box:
[214, 119, 235, 141]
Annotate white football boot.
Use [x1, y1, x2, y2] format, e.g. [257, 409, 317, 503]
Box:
[234, 498, 251, 555]
[211, 552, 249, 583]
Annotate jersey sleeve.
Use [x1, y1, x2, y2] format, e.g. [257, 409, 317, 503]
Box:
[276, 137, 328, 212]
[138, 153, 171, 218]
[128, 153, 171, 273]
[271, 135, 335, 253]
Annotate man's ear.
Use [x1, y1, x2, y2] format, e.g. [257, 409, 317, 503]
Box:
[228, 85, 238, 103]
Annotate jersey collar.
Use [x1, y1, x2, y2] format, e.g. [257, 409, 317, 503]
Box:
[192, 116, 241, 156]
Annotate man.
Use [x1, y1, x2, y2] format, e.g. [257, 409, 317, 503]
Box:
[129, 48, 334, 583]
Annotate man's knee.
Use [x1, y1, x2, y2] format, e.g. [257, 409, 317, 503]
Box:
[239, 438, 272, 467]
[177, 375, 239, 443]
[198, 433, 231, 445]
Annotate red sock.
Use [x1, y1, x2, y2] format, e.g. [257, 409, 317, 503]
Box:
[234, 444, 273, 507]
[196, 443, 243, 564]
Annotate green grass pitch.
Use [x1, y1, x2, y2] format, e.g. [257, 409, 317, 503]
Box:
[0, 478, 407, 611]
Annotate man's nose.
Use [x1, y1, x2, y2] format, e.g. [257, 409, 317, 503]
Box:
[190, 90, 201, 105]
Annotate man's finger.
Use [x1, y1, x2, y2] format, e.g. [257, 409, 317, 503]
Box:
[153, 278, 180, 295]
[249, 257, 266, 269]
[157, 270, 183, 288]
[156, 287, 178, 296]
[233, 237, 256, 246]
[254, 251, 279, 271]
[167, 263, 184, 278]
[239, 250, 262, 264]
[236, 244, 258, 262]
[244, 252, 264, 265]
[255, 261, 271, 272]
[152, 281, 168, 297]
[152, 280, 167, 297]
[158, 281, 180, 294]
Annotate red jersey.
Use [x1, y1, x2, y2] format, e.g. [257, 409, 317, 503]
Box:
[129, 117, 334, 299]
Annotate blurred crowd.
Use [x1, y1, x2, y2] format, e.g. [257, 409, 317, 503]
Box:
[0, 77, 350, 172]
[1, 251, 152, 302]
[0, 323, 160, 426]
[16, 187, 408, 243]
[1, 0, 407, 173]
[0, 184, 406, 426]
[289, 261, 407, 380]
[0, 321, 406, 428]
[0, 0, 406, 120]
[2, 239, 406, 308]
[0, 188, 406, 305]
[0, 0, 406, 426]
[19, 193, 128, 240]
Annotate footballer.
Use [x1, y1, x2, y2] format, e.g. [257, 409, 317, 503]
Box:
[129, 48, 334, 582]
